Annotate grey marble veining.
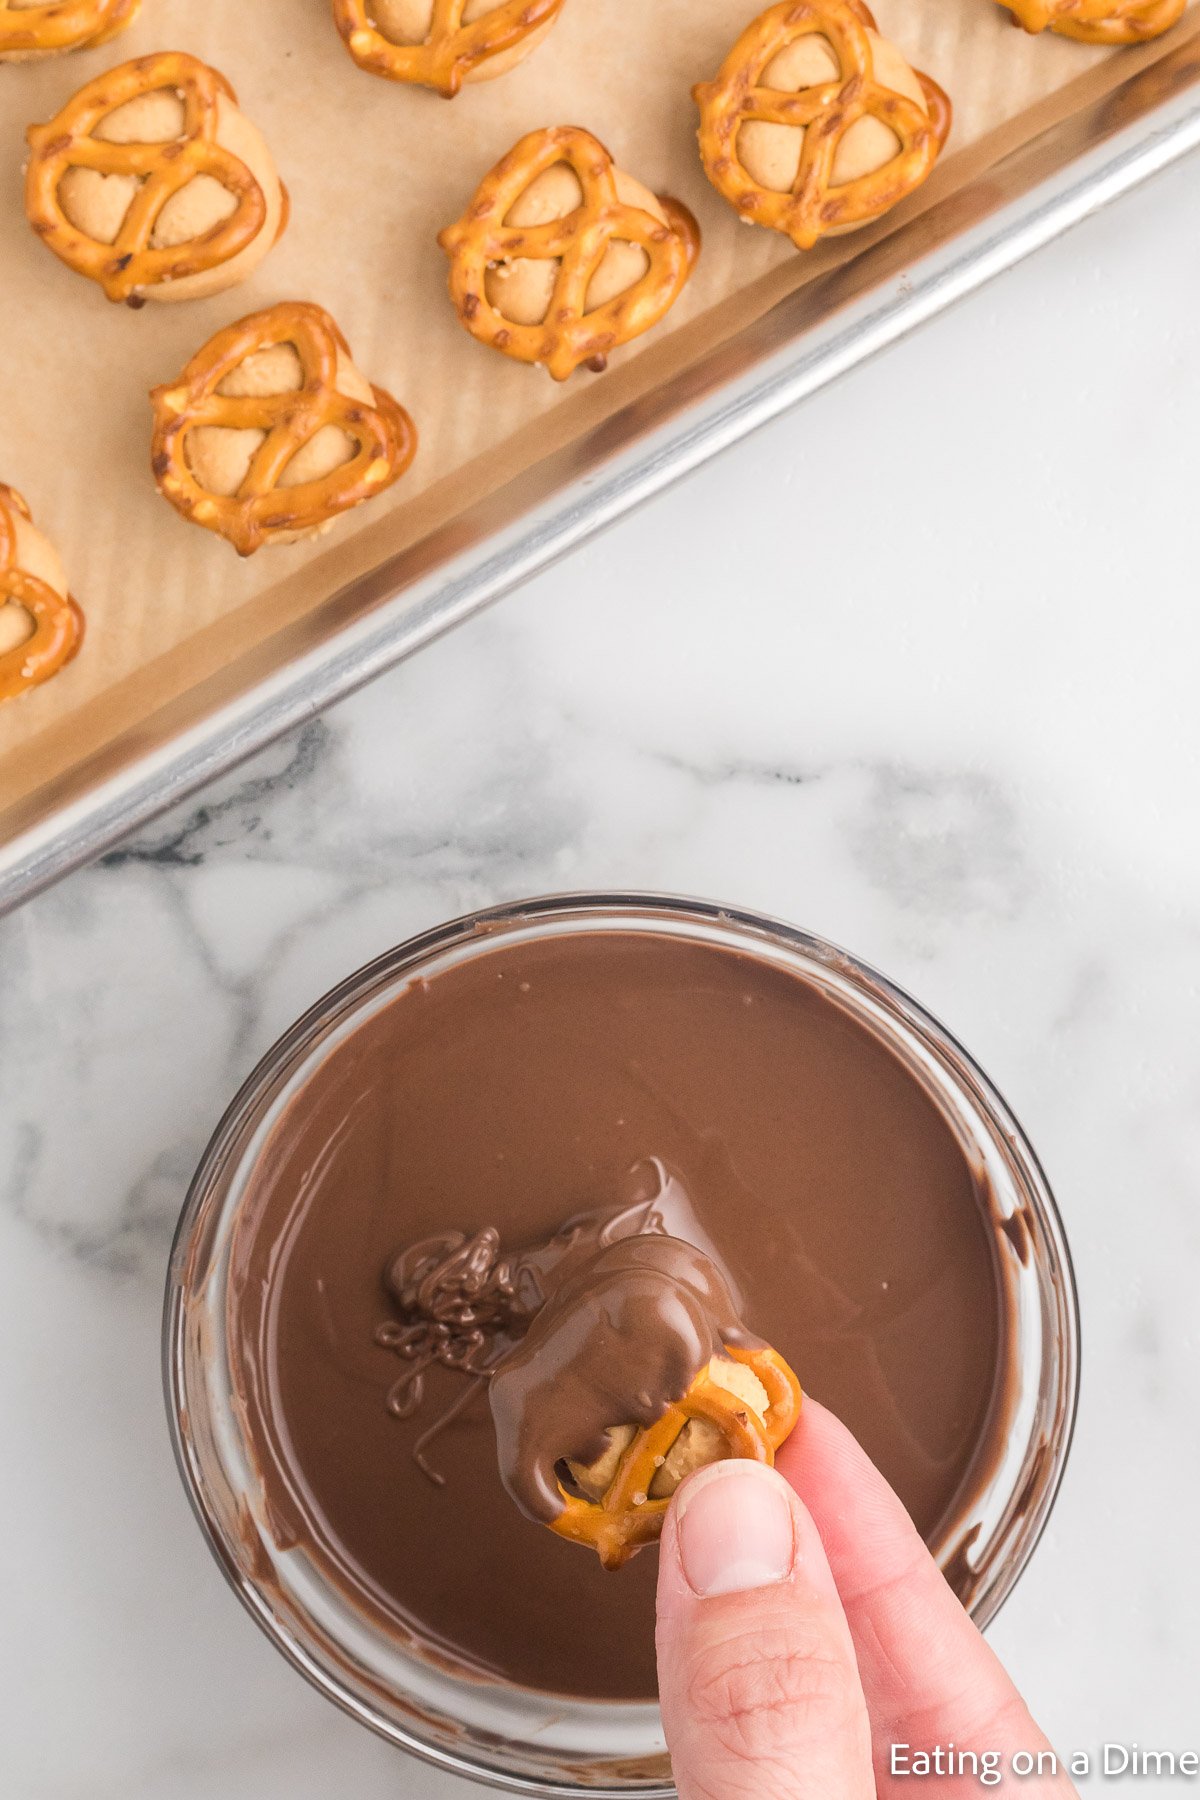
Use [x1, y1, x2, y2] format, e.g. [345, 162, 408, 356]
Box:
[2, 155, 1199, 1799]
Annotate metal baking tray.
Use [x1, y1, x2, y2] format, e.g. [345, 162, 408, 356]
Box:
[2, 8, 1199, 915]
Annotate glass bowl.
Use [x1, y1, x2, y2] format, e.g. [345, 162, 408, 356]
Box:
[164, 893, 1079, 1796]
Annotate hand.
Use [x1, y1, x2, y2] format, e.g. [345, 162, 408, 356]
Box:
[656, 1400, 1078, 1799]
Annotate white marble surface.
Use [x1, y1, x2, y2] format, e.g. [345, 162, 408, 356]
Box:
[3, 153, 1200, 1799]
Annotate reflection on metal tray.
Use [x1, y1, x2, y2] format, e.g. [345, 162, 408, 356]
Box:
[2, 22, 1199, 914]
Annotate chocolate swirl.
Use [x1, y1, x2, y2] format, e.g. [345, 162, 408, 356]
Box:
[376, 1228, 534, 1419]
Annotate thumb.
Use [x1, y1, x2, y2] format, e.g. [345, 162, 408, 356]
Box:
[656, 1459, 874, 1800]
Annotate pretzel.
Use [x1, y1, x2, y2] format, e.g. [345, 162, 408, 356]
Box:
[0, 0, 138, 59]
[0, 485, 85, 705]
[330, 0, 566, 97]
[996, 0, 1184, 42]
[149, 301, 418, 557]
[439, 126, 699, 382]
[551, 1346, 802, 1570]
[694, 0, 951, 252]
[26, 52, 285, 305]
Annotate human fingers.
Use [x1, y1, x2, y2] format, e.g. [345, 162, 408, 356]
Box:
[777, 1401, 1077, 1796]
[656, 1458, 875, 1800]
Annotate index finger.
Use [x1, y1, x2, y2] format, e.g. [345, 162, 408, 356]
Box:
[776, 1401, 1077, 1797]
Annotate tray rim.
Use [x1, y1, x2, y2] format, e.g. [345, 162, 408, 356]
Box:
[3, 29, 1200, 918]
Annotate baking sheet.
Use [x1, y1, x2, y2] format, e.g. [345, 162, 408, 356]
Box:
[1, 0, 1196, 837]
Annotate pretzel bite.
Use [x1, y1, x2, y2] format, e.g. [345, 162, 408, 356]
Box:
[568, 1357, 776, 1502]
[0, 484, 84, 704]
[694, 0, 951, 251]
[555, 1347, 802, 1569]
[439, 125, 699, 381]
[149, 301, 418, 556]
[330, 0, 565, 96]
[25, 52, 287, 305]
[995, 0, 1184, 42]
[0, 0, 138, 61]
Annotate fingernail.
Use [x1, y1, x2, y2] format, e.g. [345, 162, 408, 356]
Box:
[675, 1460, 795, 1597]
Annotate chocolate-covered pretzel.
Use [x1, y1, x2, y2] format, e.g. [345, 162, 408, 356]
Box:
[552, 1346, 803, 1570]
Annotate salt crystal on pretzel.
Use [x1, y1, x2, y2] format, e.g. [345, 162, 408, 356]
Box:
[694, 0, 951, 252]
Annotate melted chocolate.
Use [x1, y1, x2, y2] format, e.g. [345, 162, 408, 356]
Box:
[489, 1230, 757, 1524]
[374, 1185, 761, 1520]
[228, 928, 1013, 1701]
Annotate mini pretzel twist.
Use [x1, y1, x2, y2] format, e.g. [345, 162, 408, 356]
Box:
[0, 486, 84, 705]
[149, 301, 418, 557]
[550, 1346, 803, 1570]
[694, 0, 951, 252]
[997, 0, 1184, 42]
[330, 0, 566, 96]
[26, 53, 270, 304]
[0, 0, 138, 56]
[439, 125, 698, 382]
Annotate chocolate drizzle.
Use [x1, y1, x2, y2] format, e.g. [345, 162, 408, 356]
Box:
[374, 1170, 742, 1493]
[375, 1226, 534, 1484]
[376, 1229, 529, 1418]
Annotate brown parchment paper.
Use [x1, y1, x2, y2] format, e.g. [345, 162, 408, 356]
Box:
[0, 0, 1192, 811]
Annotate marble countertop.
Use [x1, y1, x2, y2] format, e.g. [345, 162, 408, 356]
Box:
[3, 154, 1199, 1799]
